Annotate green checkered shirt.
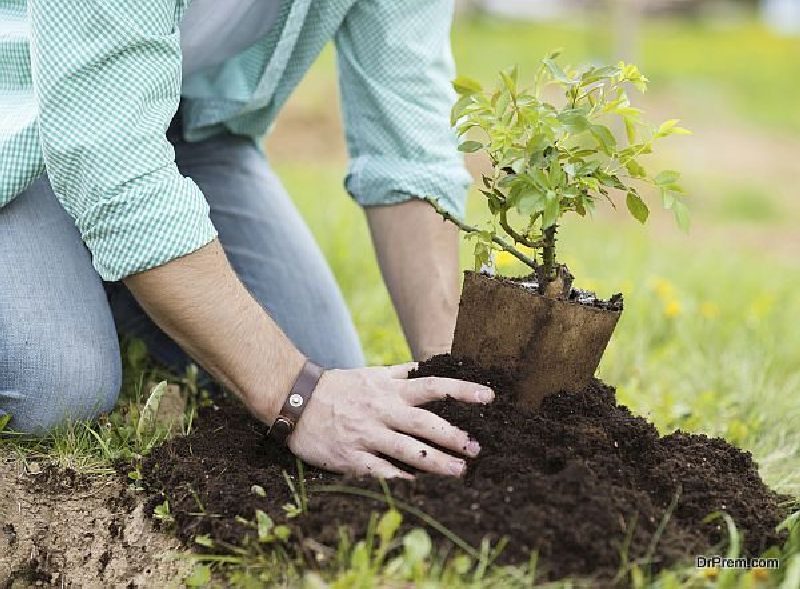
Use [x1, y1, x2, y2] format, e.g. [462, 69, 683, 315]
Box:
[0, 0, 470, 280]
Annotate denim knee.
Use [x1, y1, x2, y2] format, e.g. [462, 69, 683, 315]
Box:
[0, 339, 122, 435]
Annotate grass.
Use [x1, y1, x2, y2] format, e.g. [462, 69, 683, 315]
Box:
[2, 12, 800, 589]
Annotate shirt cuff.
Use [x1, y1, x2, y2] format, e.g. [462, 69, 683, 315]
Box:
[345, 155, 472, 220]
[76, 171, 218, 281]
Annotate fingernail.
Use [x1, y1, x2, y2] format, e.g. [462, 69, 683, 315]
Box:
[475, 388, 494, 403]
[466, 440, 480, 457]
[448, 459, 466, 476]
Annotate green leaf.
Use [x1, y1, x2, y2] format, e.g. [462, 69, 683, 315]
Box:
[626, 192, 649, 223]
[542, 192, 560, 228]
[452, 76, 482, 95]
[153, 500, 173, 522]
[625, 159, 647, 178]
[136, 381, 167, 439]
[624, 116, 637, 144]
[548, 159, 565, 188]
[274, 525, 291, 541]
[672, 199, 690, 231]
[450, 95, 473, 127]
[661, 187, 676, 209]
[590, 125, 617, 155]
[656, 119, 691, 137]
[256, 509, 274, 542]
[654, 170, 681, 186]
[377, 509, 402, 545]
[250, 484, 266, 497]
[546, 48, 563, 60]
[403, 529, 432, 565]
[558, 109, 590, 133]
[0, 413, 10, 433]
[194, 534, 214, 548]
[458, 140, 483, 153]
[517, 189, 546, 215]
[543, 58, 570, 83]
[531, 167, 551, 190]
[185, 565, 212, 588]
[500, 66, 518, 94]
[596, 172, 626, 190]
[474, 241, 491, 271]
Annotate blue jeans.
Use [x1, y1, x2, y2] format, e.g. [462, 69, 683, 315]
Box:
[0, 133, 364, 433]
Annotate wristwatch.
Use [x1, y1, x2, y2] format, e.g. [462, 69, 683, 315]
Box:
[268, 359, 324, 445]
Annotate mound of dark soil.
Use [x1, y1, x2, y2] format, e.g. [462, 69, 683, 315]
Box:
[138, 356, 790, 582]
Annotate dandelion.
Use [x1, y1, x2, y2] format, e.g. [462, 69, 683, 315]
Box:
[701, 566, 719, 580]
[751, 567, 769, 582]
[649, 276, 675, 300]
[664, 300, 681, 318]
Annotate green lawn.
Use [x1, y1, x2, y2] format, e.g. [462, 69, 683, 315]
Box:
[2, 14, 799, 589]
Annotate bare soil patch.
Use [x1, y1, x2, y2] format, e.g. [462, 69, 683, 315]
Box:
[0, 458, 189, 588]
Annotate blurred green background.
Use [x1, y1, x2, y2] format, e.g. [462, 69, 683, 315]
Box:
[263, 3, 799, 495]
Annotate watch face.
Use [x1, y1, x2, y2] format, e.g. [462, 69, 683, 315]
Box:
[270, 417, 293, 442]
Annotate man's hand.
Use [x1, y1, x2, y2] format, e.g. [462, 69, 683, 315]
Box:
[287, 363, 493, 478]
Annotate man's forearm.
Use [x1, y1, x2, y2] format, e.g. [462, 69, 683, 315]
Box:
[123, 235, 490, 479]
[124, 239, 305, 423]
[366, 200, 461, 361]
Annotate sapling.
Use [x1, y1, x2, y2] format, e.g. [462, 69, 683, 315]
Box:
[434, 52, 690, 407]
[431, 51, 689, 296]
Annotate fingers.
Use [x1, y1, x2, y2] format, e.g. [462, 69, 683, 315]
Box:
[388, 407, 480, 458]
[387, 362, 419, 379]
[373, 431, 467, 477]
[351, 451, 413, 480]
[401, 377, 494, 406]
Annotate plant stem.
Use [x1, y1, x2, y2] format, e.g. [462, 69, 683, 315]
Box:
[425, 198, 539, 272]
[499, 208, 542, 250]
[540, 224, 558, 292]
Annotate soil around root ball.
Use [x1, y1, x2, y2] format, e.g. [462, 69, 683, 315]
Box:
[138, 355, 790, 582]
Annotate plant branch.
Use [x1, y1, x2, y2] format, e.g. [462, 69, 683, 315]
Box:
[426, 198, 539, 271]
[499, 208, 542, 249]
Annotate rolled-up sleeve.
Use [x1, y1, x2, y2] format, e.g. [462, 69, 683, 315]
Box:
[334, 0, 471, 220]
[29, 0, 217, 281]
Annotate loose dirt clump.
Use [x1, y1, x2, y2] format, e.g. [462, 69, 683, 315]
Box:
[0, 457, 190, 588]
[139, 355, 790, 582]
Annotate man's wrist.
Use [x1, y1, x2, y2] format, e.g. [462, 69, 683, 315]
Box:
[247, 348, 307, 425]
[268, 359, 325, 445]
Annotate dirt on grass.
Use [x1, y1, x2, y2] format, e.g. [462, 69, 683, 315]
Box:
[139, 355, 791, 583]
[0, 457, 189, 588]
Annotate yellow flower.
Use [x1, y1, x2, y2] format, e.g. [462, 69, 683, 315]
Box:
[700, 302, 719, 319]
[495, 250, 516, 269]
[749, 293, 775, 320]
[649, 276, 675, 300]
[701, 566, 719, 580]
[664, 300, 681, 318]
[751, 567, 770, 582]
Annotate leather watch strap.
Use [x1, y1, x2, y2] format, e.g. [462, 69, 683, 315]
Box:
[268, 360, 324, 445]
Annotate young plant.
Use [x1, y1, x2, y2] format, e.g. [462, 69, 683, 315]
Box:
[435, 51, 690, 294]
